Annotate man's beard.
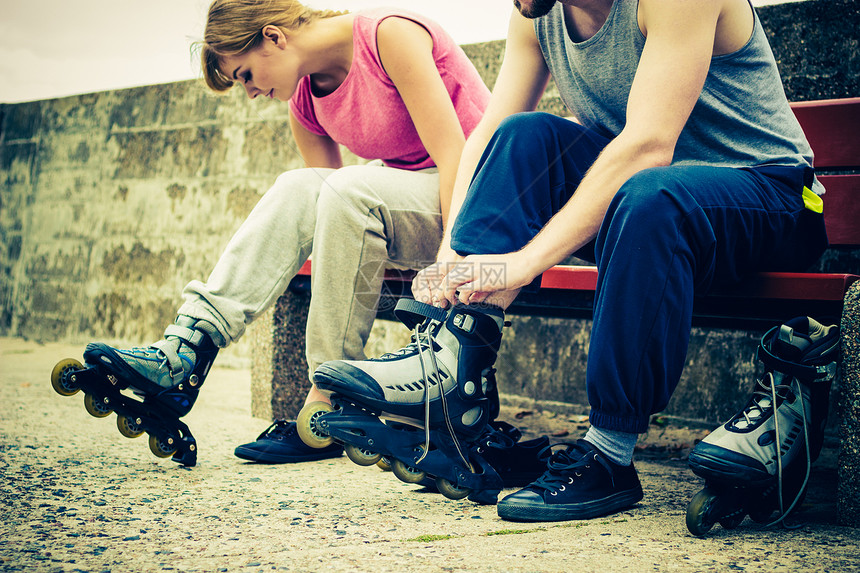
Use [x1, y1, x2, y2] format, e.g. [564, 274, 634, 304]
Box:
[513, 0, 557, 19]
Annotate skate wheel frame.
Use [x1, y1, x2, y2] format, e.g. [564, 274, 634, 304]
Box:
[296, 401, 335, 448]
[50, 358, 84, 396]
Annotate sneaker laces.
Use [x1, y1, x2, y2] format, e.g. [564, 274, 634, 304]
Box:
[257, 420, 297, 441]
[530, 442, 616, 495]
[475, 426, 518, 454]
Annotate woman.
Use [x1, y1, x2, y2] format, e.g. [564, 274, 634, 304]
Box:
[79, 0, 489, 464]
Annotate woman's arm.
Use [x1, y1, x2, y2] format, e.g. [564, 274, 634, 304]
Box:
[375, 16, 467, 228]
[289, 109, 343, 169]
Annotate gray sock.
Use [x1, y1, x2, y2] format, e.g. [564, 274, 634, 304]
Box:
[584, 426, 638, 466]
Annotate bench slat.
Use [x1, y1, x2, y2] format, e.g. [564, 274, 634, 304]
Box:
[820, 174, 860, 246]
[791, 97, 860, 169]
[537, 265, 857, 302]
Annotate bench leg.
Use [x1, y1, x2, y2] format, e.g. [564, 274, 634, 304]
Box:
[838, 280, 860, 527]
[249, 291, 311, 421]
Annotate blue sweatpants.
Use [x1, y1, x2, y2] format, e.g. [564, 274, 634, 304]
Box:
[450, 112, 828, 434]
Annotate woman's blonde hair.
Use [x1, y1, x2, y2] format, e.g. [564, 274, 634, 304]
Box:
[196, 0, 345, 92]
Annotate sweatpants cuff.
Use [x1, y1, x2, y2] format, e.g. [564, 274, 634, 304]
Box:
[589, 410, 650, 435]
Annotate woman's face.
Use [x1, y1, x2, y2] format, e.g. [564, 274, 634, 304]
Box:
[220, 26, 300, 102]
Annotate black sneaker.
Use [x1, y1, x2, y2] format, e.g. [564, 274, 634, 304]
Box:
[477, 421, 551, 488]
[465, 421, 552, 505]
[497, 439, 643, 522]
[234, 420, 343, 463]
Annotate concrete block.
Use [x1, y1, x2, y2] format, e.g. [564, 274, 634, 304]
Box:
[838, 281, 860, 527]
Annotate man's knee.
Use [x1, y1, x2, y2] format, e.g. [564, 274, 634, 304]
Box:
[611, 167, 690, 222]
[492, 112, 568, 151]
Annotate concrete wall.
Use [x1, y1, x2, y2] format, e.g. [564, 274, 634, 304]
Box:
[1, 0, 858, 422]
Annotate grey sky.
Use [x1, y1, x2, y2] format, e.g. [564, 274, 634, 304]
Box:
[0, 0, 805, 104]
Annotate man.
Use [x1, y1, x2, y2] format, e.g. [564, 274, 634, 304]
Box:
[313, 0, 828, 521]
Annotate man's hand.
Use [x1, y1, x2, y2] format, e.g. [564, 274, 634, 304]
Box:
[438, 251, 537, 306]
[411, 245, 462, 308]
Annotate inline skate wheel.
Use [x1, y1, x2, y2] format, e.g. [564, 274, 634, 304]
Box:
[116, 415, 145, 438]
[436, 477, 471, 500]
[296, 401, 335, 448]
[344, 444, 382, 466]
[50, 358, 84, 396]
[83, 393, 113, 418]
[391, 459, 426, 484]
[686, 488, 719, 536]
[377, 456, 392, 471]
[148, 434, 177, 458]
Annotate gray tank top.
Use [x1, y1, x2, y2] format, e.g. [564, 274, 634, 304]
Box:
[534, 0, 822, 194]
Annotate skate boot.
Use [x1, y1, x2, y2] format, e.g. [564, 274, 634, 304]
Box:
[685, 316, 839, 536]
[50, 316, 220, 466]
[297, 298, 507, 502]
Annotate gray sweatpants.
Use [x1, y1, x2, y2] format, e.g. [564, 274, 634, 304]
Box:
[178, 163, 442, 381]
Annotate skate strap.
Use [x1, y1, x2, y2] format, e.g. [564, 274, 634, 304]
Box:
[756, 343, 837, 382]
[151, 338, 186, 382]
[164, 324, 206, 347]
[394, 298, 448, 329]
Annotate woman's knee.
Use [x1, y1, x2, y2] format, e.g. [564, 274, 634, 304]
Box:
[317, 165, 380, 215]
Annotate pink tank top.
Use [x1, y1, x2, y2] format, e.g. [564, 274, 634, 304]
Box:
[289, 9, 490, 170]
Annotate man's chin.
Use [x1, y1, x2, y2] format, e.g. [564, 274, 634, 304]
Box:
[514, 0, 557, 19]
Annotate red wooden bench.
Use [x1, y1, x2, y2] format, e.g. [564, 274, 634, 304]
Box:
[293, 98, 859, 326]
[288, 97, 860, 525]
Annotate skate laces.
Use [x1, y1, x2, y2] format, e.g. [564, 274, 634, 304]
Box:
[531, 442, 614, 494]
[376, 320, 441, 360]
[731, 371, 794, 431]
[766, 373, 812, 529]
[412, 318, 471, 468]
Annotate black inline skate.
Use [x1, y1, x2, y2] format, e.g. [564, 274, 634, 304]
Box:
[685, 316, 839, 536]
[297, 299, 508, 502]
[50, 316, 220, 466]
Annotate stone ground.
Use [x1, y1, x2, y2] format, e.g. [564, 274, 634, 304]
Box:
[1, 337, 858, 572]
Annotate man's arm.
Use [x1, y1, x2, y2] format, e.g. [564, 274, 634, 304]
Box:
[442, 9, 551, 252]
[439, 0, 728, 304]
[412, 9, 551, 304]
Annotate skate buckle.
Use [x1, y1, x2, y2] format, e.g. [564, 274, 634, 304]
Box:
[816, 362, 837, 381]
[107, 374, 118, 386]
[453, 313, 475, 333]
[189, 374, 199, 387]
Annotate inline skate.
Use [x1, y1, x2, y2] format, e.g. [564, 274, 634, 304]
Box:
[685, 316, 839, 535]
[50, 316, 220, 466]
[297, 298, 508, 502]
